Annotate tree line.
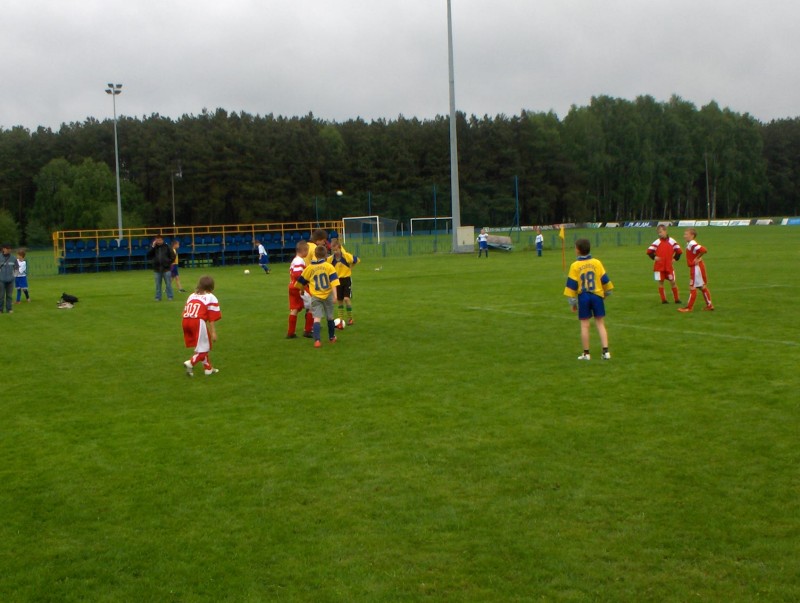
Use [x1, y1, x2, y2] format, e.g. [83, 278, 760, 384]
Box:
[1, 94, 798, 245]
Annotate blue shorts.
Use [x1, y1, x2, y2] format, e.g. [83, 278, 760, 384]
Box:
[15, 276, 28, 288]
[577, 293, 606, 320]
[170, 265, 179, 278]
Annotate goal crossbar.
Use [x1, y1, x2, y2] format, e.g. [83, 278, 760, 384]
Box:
[342, 215, 395, 245]
[410, 216, 453, 236]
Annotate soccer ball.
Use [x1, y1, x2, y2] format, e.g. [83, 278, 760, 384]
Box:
[244, 269, 250, 275]
[334, 318, 345, 330]
[336, 190, 343, 196]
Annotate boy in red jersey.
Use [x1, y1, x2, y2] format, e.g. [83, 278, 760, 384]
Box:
[646, 225, 681, 304]
[678, 228, 714, 312]
[286, 240, 310, 338]
[181, 275, 222, 376]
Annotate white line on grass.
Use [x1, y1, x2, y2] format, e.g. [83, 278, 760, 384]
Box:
[466, 306, 799, 347]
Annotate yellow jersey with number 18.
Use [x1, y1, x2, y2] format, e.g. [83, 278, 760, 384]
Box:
[563, 255, 613, 299]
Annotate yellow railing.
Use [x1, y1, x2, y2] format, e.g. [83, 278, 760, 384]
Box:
[52, 220, 344, 259]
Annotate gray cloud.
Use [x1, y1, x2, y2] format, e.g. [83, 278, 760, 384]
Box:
[1, 0, 797, 130]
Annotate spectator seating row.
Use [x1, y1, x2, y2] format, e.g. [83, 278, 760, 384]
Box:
[58, 231, 338, 274]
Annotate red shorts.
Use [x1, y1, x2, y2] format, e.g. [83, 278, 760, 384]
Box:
[289, 286, 304, 310]
[654, 269, 675, 283]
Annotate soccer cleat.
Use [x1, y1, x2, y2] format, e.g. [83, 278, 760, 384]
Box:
[303, 331, 313, 338]
[179, 289, 186, 293]
[183, 360, 194, 377]
[661, 300, 668, 304]
[204, 368, 219, 376]
[703, 305, 714, 311]
[314, 340, 322, 348]
[577, 353, 591, 361]
[601, 352, 611, 360]
[347, 318, 354, 326]
[675, 299, 682, 304]
[286, 333, 297, 339]
[329, 336, 337, 344]
[678, 307, 692, 313]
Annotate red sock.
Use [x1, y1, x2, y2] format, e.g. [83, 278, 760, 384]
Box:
[672, 287, 680, 302]
[687, 289, 697, 309]
[658, 286, 666, 302]
[288, 314, 297, 335]
[304, 311, 313, 333]
[702, 288, 712, 306]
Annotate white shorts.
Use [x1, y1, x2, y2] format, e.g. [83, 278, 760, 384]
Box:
[689, 264, 707, 288]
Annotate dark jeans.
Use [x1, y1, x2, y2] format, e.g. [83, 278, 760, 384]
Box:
[1, 280, 13, 312]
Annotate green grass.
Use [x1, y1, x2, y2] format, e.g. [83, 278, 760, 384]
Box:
[2, 227, 799, 601]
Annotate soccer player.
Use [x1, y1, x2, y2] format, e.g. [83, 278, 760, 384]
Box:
[328, 238, 359, 326]
[563, 238, 614, 360]
[286, 240, 310, 339]
[295, 244, 339, 348]
[14, 249, 30, 303]
[181, 275, 222, 376]
[255, 239, 271, 274]
[535, 228, 544, 257]
[646, 225, 682, 304]
[477, 228, 489, 258]
[170, 239, 186, 293]
[678, 228, 714, 312]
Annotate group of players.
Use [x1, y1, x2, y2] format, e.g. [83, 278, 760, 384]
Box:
[563, 224, 714, 360]
[180, 228, 358, 376]
[286, 229, 359, 348]
[646, 225, 714, 313]
[181, 222, 712, 371]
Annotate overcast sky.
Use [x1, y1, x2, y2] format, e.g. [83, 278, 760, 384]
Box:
[1, 0, 797, 131]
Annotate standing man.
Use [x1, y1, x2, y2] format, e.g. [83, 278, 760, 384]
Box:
[147, 234, 176, 301]
[0, 243, 17, 313]
[646, 224, 682, 304]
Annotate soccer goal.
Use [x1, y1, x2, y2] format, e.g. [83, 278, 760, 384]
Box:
[409, 216, 453, 236]
[342, 215, 398, 245]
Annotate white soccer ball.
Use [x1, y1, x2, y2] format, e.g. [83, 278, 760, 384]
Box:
[244, 269, 250, 275]
[336, 190, 343, 196]
[334, 318, 345, 330]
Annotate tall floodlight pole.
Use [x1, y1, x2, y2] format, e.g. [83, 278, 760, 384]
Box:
[171, 164, 182, 228]
[105, 83, 123, 242]
[447, 0, 462, 252]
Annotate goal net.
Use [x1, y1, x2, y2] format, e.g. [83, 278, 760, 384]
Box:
[409, 216, 453, 236]
[342, 215, 398, 245]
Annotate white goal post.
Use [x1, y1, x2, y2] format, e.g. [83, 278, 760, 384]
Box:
[409, 216, 453, 236]
[341, 215, 398, 245]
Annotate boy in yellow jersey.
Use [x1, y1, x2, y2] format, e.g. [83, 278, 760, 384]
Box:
[300, 229, 330, 337]
[170, 239, 185, 293]
[295, 244, 339, 348]
[328, 237, 359, 326]
[563, 238, 614, 360]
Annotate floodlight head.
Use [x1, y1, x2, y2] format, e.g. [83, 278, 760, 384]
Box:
[107, 82, 114, 88]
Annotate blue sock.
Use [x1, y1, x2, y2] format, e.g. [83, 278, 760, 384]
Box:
[328, 319, 336, 339]
[313, 322, 321, 341]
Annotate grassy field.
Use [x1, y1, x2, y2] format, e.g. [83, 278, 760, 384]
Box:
[1, 227, 798, 601]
